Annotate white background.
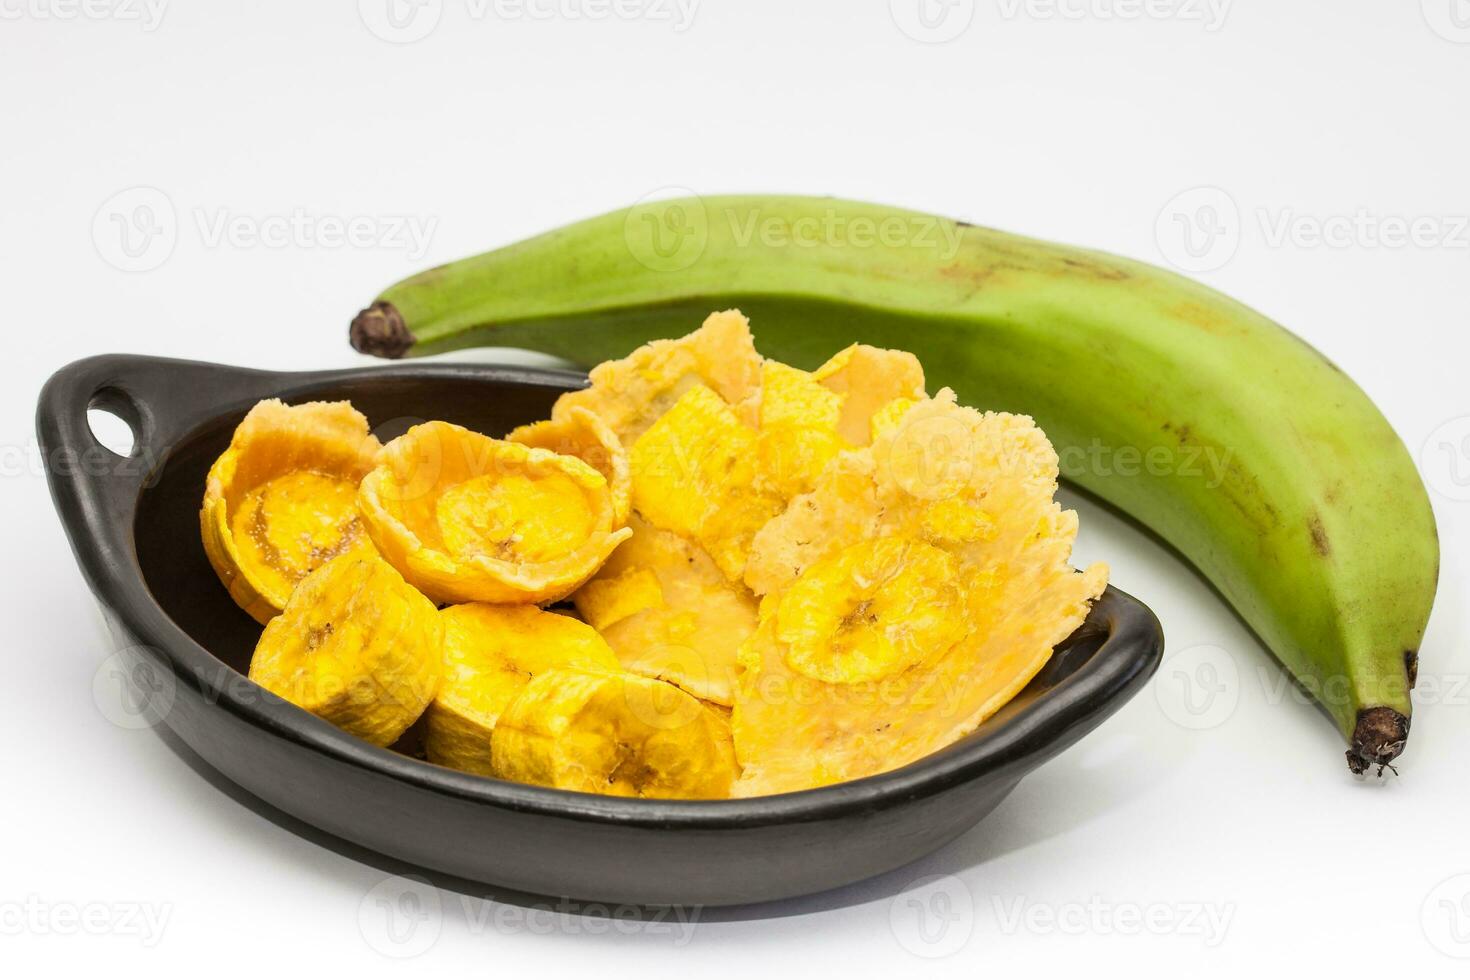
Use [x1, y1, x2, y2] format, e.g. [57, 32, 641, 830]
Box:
[4, 0, 1469, 974]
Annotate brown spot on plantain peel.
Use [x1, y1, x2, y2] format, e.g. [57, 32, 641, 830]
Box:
[1307, 515, 1331, 557]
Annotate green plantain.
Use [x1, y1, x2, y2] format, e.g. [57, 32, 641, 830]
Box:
[349, 195, 1438, 773]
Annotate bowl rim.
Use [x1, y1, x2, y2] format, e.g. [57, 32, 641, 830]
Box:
[39, 353, 1164, 830]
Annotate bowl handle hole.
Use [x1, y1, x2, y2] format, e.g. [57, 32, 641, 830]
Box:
[87, 387, 142, 458]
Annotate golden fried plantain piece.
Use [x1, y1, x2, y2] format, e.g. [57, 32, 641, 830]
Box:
[552, 309, 763, 444]
[248, 554, 442, 746]
[201, 399, 381, 623]
[630, 384, 785, 583]
[358, 421, 631, 605]
[869, 396, 920, 443]
[507, 406, 632, 527]
[731, 391, 1108, 796]
[811, 344, 926, 446]
[743, 451, 882, 597]
[573, 514, 758, 705]
[424, 604, 620, 776]
[776, 537, 968, 685]
[491, 668, 738, 799]
[754, 360, 847, 501]
[627, 355, 917, 570]
[702, 699, 736, 767]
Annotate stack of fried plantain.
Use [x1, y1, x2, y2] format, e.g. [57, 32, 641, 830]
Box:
[202, 312, 1104, 797]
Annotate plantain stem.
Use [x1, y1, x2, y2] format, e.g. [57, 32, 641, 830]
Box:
[350, 301, 413, 359]
[1346, 706, 1409, 776]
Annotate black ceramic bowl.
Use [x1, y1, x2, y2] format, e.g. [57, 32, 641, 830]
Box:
[39, 354, 1163, 907]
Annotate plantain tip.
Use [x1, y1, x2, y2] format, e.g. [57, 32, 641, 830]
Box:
[1346, 706, 1408, 776]
[350, 300, 413, 359]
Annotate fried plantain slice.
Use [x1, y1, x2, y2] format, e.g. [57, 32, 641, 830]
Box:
[743, 450, 881, 596]
[869, 396, 920, 443]
[748, 390, 1051, 595]
[811, 344, 927, 446]
[358, 421, 631, 605]
[731, 391, 1108, 796]
[552, 309, 763, 444]
[626, 366, 899, 589]
[201, 399, 381, 623]
[630, 384, 785, 583]
[573, 514, 758, 705]
[754, 360, 848, 501]
[702, 699, 736, 767]
[424, 604, 620, 776]
[507, 406, 632, 527]
[248, 554, 442, 746]
[491, 668, 738, 799]
[776, 537, 968, 685]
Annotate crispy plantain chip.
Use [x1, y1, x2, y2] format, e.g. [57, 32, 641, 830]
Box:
[811, 344, 926, 446]
[491, 668, 738, 799]
[507, 406, 632, 527]
[248, 554, 442, 747]
[742, 451, 881, 597]
[424, 604, 620, 776]
[776, 537, 968, 685]
[630, 383, 785, 583]
[552, 309, 763, 444]
[358, 421, 631, 605]
[754, 360, 848, 501]
[201, 399, 381, 623]
[732, 391, 1108, 796]
[573, 514, 757, 705]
